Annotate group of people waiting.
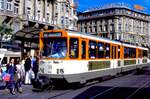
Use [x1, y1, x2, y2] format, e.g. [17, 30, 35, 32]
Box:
[0, 55, 39, 95]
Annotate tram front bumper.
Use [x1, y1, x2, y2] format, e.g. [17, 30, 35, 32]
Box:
[38, 73, 64, 79]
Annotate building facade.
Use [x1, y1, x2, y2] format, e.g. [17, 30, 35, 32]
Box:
[0, 0, 77, 32]
[0, 0, 77, 50]
[21, 0, 77, 30]
[77, 3, 150, 47]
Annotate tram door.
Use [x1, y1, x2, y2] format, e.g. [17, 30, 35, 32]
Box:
[82, 41, 86, 59]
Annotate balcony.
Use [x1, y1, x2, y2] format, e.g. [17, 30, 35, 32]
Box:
[22, 14, 55, 28]
[15, 0, 20, 3]
[0, 2, 19, 17]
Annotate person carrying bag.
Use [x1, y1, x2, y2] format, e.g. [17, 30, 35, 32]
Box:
[5, 58, 17, 95]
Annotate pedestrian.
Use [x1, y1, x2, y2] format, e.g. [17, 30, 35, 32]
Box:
[32, 56, 39, 80]
[24, 56, 32, 84]
[5, 58, 16, 95]
[15, 60, 25, 93]
[0, 58, 2, 72]
[0, 58, 1, 66]
[31, 56, 36, 67]
[0, 61, 2, 81]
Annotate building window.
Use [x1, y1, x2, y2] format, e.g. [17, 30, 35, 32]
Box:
[61, 16, 64, 24]
[6, 2, 12, 11]
[27, 7, 31, 19]
[118, 24, 122, 32]
[37, 10, 40, 20]
[46, 13, 50, 21]
[100, 25, 102, 32]
[47, 3, 50, 6]
[14, 6, 19, 14]
[94, 26, 97, 33]
[38, 0, 41, 4]
[0, 0, 4, 9]
[27, 7, 31, 14]
[104, 25, 108, 31]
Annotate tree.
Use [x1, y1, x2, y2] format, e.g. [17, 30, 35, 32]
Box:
[0, 23, 13, 48]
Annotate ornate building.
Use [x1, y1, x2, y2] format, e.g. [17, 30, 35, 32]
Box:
[77, 3, 150, 47]
[0, 0, 77, 50]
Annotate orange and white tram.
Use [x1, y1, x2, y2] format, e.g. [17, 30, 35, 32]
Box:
[37, 30, 149, 85]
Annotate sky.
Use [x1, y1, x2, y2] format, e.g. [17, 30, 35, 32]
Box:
[77, 0, 150, 14]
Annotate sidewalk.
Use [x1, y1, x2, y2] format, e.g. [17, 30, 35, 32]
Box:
[0, 81, 33, 99]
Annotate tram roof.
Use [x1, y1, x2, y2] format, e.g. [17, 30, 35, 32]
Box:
[68, 31, 148, 50]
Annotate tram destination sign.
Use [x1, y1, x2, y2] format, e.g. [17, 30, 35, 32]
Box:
[43, 32, 62, 37]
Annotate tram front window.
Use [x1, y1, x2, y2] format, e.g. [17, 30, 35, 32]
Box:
[42, 38, 67, 58]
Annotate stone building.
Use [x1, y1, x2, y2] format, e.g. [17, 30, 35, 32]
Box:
[77, 3, 150, 47]
[0, 0, 77, 50]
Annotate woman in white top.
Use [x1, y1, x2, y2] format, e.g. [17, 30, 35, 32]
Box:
[15, 60, 25, 93]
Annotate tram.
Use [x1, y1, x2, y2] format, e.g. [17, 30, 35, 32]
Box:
[0, 48, 21, 72]
[37, 30, 149, 86]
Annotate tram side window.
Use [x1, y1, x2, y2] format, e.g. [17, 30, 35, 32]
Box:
[118, 46, 120, 59]
[1, 57, 7, 64]
[69, 38, 79, 58]
[143, 50, 148, 58]
[138, 49, 142, 58]
[82, 41, 86, 59]
[129, 48, 136, 58]
[105, 43, 110, 59]
[124, 47, 136, 58]
[124, 47, 129, 58]
[98, 42, 105, 58]
[89, 41, 97, 59]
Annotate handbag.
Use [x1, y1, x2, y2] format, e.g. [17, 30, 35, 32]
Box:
[29, 69, 35, 79]
[14, 73, 19, 82]
[0, 72, 2, 81]
[3, 73, 11, 81]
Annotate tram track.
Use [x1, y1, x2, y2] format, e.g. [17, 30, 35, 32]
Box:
[89, 78, 150, 99]
[47, 70, 138, 99]
[126, 78, 150, 99]
[35, 68, 150, 99]
[1, 67, 150, 99]
[88, 69, 150, 99]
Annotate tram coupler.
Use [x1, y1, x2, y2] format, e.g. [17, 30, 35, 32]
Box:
[32, 76, 53, 90]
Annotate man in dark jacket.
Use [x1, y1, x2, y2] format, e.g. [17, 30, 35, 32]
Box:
[24, 57, 31, 84]
[32, 56, 39, 80]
